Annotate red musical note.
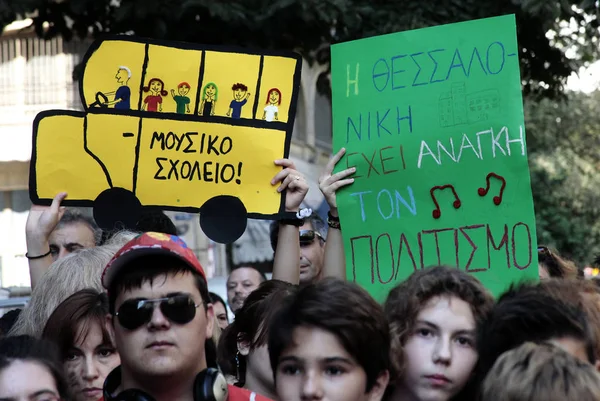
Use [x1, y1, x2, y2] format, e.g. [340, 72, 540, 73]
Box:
[478, 172, 506, 206]
[430, 185, 461, 219]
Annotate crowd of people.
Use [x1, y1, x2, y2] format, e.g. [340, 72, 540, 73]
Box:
[1, 148, 600, 401]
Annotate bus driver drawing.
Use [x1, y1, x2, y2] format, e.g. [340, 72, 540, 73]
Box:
[92, 66, 131, 110]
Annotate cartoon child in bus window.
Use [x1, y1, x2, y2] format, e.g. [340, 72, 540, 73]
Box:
[262, 88, 281, 122]
[227, 83, 251, 119]
[142, 78, 168, 112]
[200, 82, 218, 116]
[171, 82, 191, 114]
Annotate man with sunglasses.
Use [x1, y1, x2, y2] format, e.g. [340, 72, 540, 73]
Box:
[270, 211, 326, 285]
[101, 232, 273, 401]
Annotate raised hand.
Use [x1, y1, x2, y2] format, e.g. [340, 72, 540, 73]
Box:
[318, 148, 355, 216]
[26, 192, 68, 251]
[271, 159, 309, 213]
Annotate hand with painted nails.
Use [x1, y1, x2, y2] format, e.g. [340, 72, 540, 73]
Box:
[271, 159, 309, 213]
[318, 148, 355, 217]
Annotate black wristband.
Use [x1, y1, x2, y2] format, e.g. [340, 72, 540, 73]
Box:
[26, 249, 52, 260]
[328, 211, 340, 222]
[280, 218, 304, 227]
[328, 211, 341, 230]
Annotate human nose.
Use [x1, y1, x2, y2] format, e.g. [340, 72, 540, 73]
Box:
[148, 302, 170, 330]
[82, 355, 100, 381]
[58, 247, 70, 260]
[301, 370, 324, 401]
[433, 336, 452, 365]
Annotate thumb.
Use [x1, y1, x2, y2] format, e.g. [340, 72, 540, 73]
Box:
[50, 192, 68, 214]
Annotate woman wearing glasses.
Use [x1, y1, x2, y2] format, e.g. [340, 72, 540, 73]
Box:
[0, 335, 70, 401]
[43, 289, 120, 401]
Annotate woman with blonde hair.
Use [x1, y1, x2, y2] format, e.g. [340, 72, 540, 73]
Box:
[9, 231, 136, 337]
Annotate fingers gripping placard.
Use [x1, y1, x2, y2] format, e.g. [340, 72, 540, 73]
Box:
[30, 37, 302, 243]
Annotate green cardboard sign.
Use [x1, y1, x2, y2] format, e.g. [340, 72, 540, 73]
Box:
[331, 15, 538, 303]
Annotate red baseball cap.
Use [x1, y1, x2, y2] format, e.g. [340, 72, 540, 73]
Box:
[102, 232, 206, 289]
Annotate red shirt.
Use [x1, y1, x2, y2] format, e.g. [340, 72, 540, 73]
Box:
[144, 95, 162, 111]
[227, 385, 274, 401]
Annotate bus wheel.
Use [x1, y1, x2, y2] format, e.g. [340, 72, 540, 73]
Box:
[199, 196, 247, 244]
[94, 187, 142, 232]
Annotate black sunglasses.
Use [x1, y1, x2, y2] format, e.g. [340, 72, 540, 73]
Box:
[300, 230, 323, 245]
[115, 294, 201, 330]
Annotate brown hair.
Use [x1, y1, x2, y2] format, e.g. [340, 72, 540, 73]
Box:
[42, 289, 114, 359]
[480, 342, 600, 401]
[268, 278, 390, 392]
[384, 266, 494, 377]
[538, 278, 600, 361]
[538, 246, 579, 279]
[218, 279, 296, 385]
[142, 78, 168, 96]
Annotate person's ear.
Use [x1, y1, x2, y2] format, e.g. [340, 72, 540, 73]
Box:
[367, 370, 390, 401]
[594, 359, 600, 372]
[205, 303, 215, 340]
[105, 313, 117, 339]
[237, 334, 250, 356]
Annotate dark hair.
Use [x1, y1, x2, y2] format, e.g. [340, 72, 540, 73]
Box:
[537, 279, 600, 361]
[384, 266, 494, 378]
[229, 266, 268, 283]
[270, 209, 327, 251]
[475, 281, 595, 390]
[107, 255, 210, 314]
[0, 335, 70, 400]
[143, 78, 168, 96]
[0, 309, 21, 336]
[58, 209, 102, 245]
[231, 83, 248, 91]
[135, 210, 177, 235]
[209, 292, 229, 321]
[268, 278, 389, 392]
[538, 246, 578, 278]
[42, 289, 113, 359]
[218, 280, 296, 385]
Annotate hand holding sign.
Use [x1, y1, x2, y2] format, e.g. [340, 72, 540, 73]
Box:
[25, 191, 68, 289]
[319, 147, 356, 216]
[272, 159, 308, 213]
[26, 192, 68, 246]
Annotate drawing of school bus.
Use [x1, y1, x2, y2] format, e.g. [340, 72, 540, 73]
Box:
[30, 36, 302, 243]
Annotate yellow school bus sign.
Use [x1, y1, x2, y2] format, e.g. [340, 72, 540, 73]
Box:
[30, 36, 302, 243]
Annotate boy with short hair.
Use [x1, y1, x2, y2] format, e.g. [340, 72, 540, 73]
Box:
[268, 277, 390, 401]
[102, 232, 272, 401]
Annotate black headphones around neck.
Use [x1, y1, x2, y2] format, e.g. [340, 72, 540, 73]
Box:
[103, 366, 228, 401]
